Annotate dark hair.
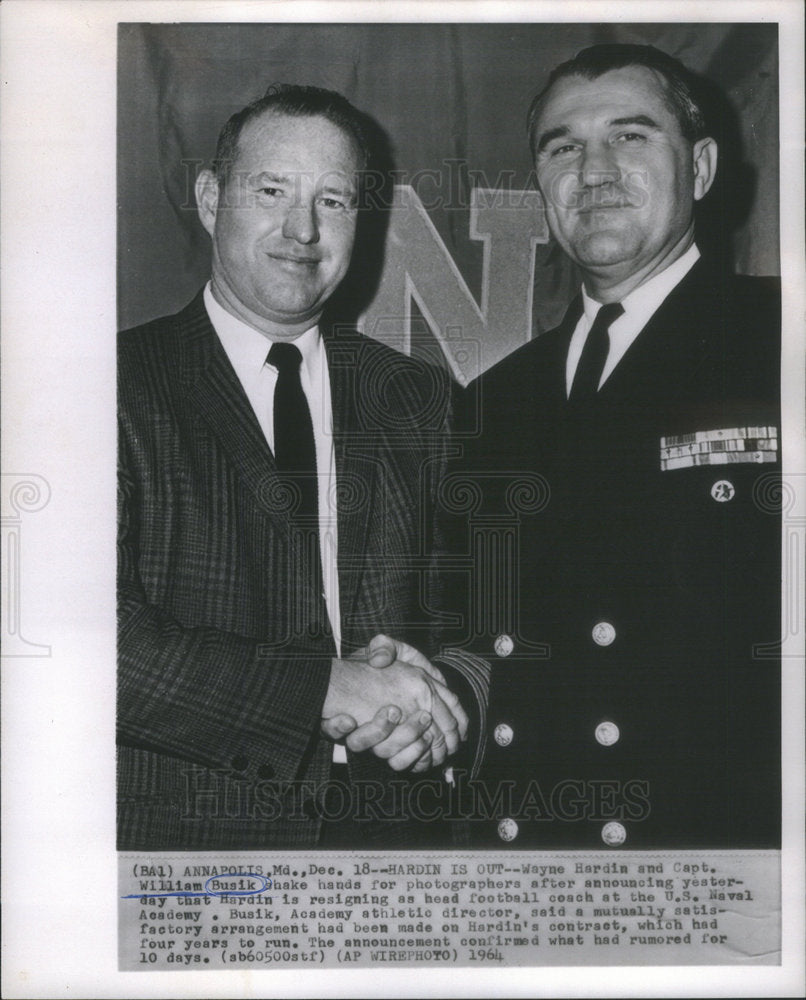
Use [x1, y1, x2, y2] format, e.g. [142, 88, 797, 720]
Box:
[213, 83, 371, 187]
[527, 43, 708, 152]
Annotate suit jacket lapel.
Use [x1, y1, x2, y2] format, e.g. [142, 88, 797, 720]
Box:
[323, 322, 379, 643]
[175, 292, 305, 543]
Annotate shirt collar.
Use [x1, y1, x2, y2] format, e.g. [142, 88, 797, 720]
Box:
[581, 243, 701, 324]
[203, 281, 320, 379]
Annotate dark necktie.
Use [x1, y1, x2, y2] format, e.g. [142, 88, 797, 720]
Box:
[568, 301, 624, 405]
[267, 342, 322, 594]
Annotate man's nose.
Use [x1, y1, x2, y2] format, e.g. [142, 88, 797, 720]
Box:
[578, 143, 620, 187]
[282, 201, 320, 244]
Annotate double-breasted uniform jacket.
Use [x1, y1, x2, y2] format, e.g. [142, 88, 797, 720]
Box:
[453, 260, 781, 849]
[117, 290, 474, 850]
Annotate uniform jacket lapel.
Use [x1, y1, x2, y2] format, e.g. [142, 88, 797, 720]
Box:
[551, 294, 583, 400]
[595, 258, 715, 406]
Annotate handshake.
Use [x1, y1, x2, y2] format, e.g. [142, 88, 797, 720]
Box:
[321, 635, 468, 774]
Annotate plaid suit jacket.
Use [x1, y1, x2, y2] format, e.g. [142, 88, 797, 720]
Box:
[117, 290, 466, 849]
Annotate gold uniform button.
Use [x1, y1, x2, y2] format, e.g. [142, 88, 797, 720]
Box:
[601, 821, 627, 846]
[592, 621, 616, 646]
[494, 634, 514, 657]
[595, 721, 620, 746]
[497, 817, 519, 842]
[493, 723, 514, 747]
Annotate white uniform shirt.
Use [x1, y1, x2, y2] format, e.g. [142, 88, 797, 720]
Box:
[566, 243, 701, 397]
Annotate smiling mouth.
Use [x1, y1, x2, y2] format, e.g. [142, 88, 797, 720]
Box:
[265, 252, 320, 266]
[576, 202, 632, 214]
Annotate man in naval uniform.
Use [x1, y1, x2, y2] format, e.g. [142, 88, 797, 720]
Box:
[456, 44, 781, 849]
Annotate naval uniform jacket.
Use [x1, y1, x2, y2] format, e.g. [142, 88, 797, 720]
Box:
[455, 260, 781, 849]
[118, 290, 473, 850]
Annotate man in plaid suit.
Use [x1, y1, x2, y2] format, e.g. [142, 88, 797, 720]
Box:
[118, 85, 485, 850]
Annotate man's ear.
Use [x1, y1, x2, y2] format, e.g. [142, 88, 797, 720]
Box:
[195, 169, 220, 237]
[692, 137, 718, 201]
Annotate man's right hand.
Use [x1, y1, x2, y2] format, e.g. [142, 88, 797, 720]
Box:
[322, 650, 468, 768]
[324, 704, 437, 772]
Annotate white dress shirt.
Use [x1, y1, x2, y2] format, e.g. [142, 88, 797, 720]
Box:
[566, 243, 701, 397]
[204, 284, 346, 760]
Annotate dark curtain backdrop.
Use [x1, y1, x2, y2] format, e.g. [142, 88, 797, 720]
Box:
[118, 22, 779, 376]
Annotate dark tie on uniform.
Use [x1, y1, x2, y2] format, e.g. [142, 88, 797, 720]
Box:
[267, 341, 322, 594]
[568, 301, 624, 405]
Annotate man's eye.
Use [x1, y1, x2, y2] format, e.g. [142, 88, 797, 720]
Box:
[614, 132, 646, 144]
[257, 186, 283, 197]
[550, 143, 579, 157]
[318, 197, 349, 210]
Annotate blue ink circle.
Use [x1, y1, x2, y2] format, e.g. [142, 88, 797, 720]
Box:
[203, 872, 270, 896]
